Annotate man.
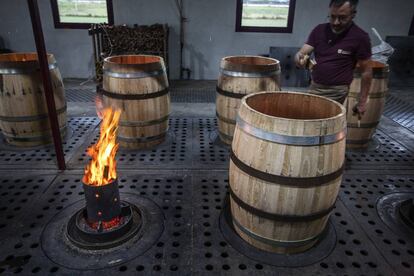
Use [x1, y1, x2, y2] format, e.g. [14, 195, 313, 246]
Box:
[295, 0, 372, 115]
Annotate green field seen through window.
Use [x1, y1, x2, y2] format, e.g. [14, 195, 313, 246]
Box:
[242, 5, 289, 27]
[57, 0, 108, 24]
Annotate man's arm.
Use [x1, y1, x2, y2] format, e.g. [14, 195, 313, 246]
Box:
[295, 44, 314, 68]
[354, 59, 372, 114]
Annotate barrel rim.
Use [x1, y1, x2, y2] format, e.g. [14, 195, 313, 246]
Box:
[222, 55, 280, 66]
[104, 54, 164, 66]
[354, 60, 390, 74]
[241, 91, 346, 123]
[0, 52, 56, 69]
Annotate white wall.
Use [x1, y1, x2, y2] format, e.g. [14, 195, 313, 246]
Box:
[0, 0, 412, 79]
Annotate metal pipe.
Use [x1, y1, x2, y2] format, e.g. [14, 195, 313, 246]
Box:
[27, 0, 66, 170]
[90, 24, 98, 80]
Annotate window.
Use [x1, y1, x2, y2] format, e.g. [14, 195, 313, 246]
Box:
[235, 0, 296, 33]
[50, 0, 114, 29]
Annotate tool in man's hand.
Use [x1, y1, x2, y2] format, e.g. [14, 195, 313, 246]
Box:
[299, 54, 317, 70]
[352, 105, 363, 128]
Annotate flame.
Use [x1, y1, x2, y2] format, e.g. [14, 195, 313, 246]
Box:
[82, 107, 121, 186]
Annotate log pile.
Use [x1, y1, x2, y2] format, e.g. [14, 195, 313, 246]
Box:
[89, 24, 169, 82]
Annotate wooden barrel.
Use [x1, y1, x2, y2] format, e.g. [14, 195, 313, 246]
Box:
[102, 55, 170, 149]
[0, 53, 66, 147]
[230, 92, 346, 254]
[216, 56, 281, 145]
[346, 60, 389, 148]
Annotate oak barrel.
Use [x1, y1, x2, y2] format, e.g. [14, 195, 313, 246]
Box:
[230, 91, 346, 254]
[0, 53, 66, 147]
[346, 60, 389, 148]
[102, 55, 170, 149]
[216, 56, 281, 144]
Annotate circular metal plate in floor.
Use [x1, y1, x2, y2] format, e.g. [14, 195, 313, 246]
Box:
[208, 129, 231, 150]
[219, 201, 337, 268]
[377, 192, 414, 239]
[41, 193, 164, 270]
[346, 136, 381, 152]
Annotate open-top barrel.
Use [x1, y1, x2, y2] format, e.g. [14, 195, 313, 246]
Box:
[230, 91, 346, 254]
[0, 53, 66, 147]
[346, 60, 389, 148]
[216, 55, 280, 144]
[102, 55, 170, 149]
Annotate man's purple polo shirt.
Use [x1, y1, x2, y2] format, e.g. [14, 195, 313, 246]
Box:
[306, 22, 371, 86]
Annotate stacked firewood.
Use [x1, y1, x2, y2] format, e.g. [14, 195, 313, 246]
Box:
[90, 24, 169, 82]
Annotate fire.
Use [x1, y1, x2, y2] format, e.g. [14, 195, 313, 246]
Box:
[82, 107, 121, 186]
[87, 217, 121, 230]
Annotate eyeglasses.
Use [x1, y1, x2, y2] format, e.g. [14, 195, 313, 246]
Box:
[327, 14, 352, 23]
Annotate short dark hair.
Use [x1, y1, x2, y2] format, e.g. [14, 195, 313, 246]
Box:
[329, 0, 358, 11]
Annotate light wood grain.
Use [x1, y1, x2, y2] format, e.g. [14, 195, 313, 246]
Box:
[103, 55, 170, 149]
[346, 60, 389, 148]
[230, 91, 346, 254]
[0, 53, 66, 147]
[216, 56, 281, 144]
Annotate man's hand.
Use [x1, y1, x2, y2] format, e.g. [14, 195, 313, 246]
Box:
[295, 44, 314, 68]
[295, 52, 307, 68]
[352, 101, 367, 117]
[356, 59, 372, 117]
[294, 51, 304, 67]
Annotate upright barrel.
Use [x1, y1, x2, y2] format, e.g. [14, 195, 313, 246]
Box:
[346, 61, 389, 148]
[216, 56, 280, 144]
[0, 53, 66, 147]
[102, 55, 170, 149]
[230, 92, 346, 254]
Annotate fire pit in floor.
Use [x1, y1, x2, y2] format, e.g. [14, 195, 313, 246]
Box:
[40, 107, 164, 270]
[66, 179, 143, 250]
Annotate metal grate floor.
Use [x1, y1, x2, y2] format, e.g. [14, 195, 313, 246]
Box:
[66, 87, 97, 103]
[345, 129, 414, 170]
[68, 118, 230, 170]
[0, 172, 413, 275]
[1, 117, 414, 171]
[65, 85, 217, 103]
[0, 116, 413, 275]
[0, 117, 100, 169]
[384, 94, 414, 132]
[169, 86, 216, 103]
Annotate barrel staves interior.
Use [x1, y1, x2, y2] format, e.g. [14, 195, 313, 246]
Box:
[346, 60, 389, 149]
[0, 53, 66, 147]
[216, 56, 281, 145]
[230, 91, 346, 254]
[102, 55, 170, 149]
